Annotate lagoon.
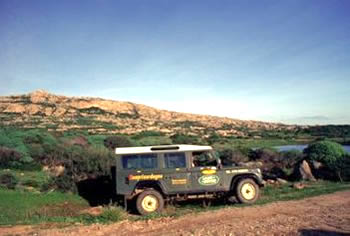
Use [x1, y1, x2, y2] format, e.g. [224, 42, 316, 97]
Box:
[275, 145, 350, 153]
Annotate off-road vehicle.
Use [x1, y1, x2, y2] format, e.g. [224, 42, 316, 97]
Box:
[115, 145, 264, 215]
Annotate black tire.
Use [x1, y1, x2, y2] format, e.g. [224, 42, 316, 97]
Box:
[136, 189, 164, 215]
[236, 178, 259, 204]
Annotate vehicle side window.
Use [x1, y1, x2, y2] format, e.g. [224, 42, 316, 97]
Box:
[192, 151, 217, 167]
[140, 154, 157, 169]
[122, 154, 157, 169]
[164, 152, 186, 169]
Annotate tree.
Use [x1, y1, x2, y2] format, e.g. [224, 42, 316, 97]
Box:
[304, 141, 345, 167]
[304, 141, 346, 181]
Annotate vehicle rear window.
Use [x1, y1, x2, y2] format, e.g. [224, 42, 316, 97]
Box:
[164, 152, 186, 168]
[122, 154, 158, 169]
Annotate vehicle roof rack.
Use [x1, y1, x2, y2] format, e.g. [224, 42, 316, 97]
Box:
[115, 144, 212, 155]
[150, 146, 179, 151]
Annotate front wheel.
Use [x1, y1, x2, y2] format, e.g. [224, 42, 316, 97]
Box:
[236, 178, 259, 204]
[136, 189, 164, 215]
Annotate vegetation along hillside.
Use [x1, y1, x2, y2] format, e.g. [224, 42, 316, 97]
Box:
[0, 90, 301, 137]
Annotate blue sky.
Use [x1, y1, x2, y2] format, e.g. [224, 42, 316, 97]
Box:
[1, 0, 349, 125]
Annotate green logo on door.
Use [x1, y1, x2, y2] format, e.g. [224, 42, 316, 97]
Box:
[198, 175, 220, 186]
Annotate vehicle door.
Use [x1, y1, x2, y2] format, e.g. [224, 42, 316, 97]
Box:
[189, 151, 226, 192]
[161, 152, 191, 194]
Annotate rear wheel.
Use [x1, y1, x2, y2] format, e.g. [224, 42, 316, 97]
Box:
[236, 178, 259, 204]
[136, 189, 164, 215]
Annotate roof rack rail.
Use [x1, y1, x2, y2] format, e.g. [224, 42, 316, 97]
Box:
[150, 146, 180, 151]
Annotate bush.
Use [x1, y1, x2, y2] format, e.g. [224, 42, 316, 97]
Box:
[249, 148, 281, 163]
[136, 136, 172, 146]
[249, 148, 288, 179]
[332, 154, 350, 181]
[48, 145, 114, 193]
[217, 148, 249, 165]
[0, 173, 18, 189]
[98, 206, 126, 222]
[280, 150, 304, 168]
[0, 147, 22, 168]
[304, 141, 346, 168]
[170, 133, 200, 144]
[207, 133, 223, 145]
[80, 206, 126, 224]
[50, 173, 77, 193]
[88, 135, 107, 146]
[104, 135, 133, 149]
[132, 131, 163, 139]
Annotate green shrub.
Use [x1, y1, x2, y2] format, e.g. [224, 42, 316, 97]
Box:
[80, 206, 126, 224]
[280, 150, 304, 168]
[332, 154, 350, 181]
[136, 136, 172, 146]
[170, 133, 200, 144]
[249, 148, 281, 162]
[88, 135, 107, 146]
[48, 145, 114, 192]
[50, 173, 77, 193]
[304, 141, 345, 168]
[132, 131, 163, 139]
[99, 206, 126, 222]
[22, 179, 40, 188]
[0, 147, 22, 168]
[0, 172, 18, 189]
[207, 133, 223, 145]
[249, 148, 289, 179]
[217, 148, 249, 165]
[104, 135, 133, 149]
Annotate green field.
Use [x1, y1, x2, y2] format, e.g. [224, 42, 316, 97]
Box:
[0, 188, 88, 225]
[1, 127, 349, 226]
[0, 180, 349, 225]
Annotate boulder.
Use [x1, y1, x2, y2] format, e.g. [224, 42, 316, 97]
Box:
[80, 206, 103, 216]
[311, 160, 323, 170]
[293, 182, 306, 190]
[276, 178, 288, 185]
[299, 160, 316, 181]
[43, 165, 65, 177]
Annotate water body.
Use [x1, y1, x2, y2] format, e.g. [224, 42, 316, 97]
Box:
[275, 145, 350, 153]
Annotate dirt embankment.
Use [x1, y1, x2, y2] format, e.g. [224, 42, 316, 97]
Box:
[1, 191, 350, 236]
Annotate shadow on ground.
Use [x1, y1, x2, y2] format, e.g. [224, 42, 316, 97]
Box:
[76, 175, 116, 206]
[299, 229, 350, 236]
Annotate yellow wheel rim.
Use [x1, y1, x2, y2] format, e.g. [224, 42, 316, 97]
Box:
[241, 183, 256, 200]
[141, 195, 158, 212]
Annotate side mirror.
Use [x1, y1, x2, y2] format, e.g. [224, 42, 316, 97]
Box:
[217, 158, 223, 169]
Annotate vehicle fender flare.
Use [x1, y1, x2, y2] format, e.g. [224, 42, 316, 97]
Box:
[133, 180, 168, 196]
[230, 174, 263, 191]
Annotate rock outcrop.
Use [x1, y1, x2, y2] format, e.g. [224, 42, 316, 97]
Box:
[298, 160, 317, 181]
[0, 90, 299, 135]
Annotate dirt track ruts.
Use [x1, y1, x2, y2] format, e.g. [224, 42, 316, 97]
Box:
[1, 190, 350, 236]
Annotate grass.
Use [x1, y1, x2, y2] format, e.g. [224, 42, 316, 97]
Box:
[0, 188, 127, 226]
[0, 173, 349, 226]
[213, 138, 300, 150]
[0, 188, 89, 225]
[0, 169, 50, 191]
[258, 181, 350, 203]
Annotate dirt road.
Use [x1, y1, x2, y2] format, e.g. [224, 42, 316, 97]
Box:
[1, 190, 350, 236]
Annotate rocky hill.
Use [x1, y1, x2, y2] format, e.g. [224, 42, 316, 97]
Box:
[0, 90, 298, 136]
